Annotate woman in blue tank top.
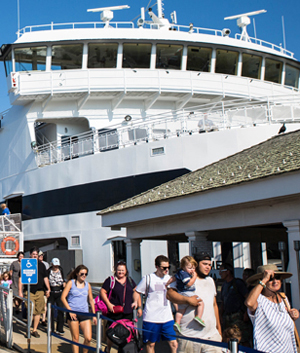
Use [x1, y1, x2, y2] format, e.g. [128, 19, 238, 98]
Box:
[61, 265, 97, 353]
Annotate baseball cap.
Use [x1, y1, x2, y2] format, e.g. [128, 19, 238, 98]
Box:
[38, 250, 44, 256]
[51, 258, 60, 266]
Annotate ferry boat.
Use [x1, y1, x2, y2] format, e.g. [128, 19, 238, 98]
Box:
[0, 0, 299, 282]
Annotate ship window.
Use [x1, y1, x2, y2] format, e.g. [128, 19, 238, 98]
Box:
[186, 46, 211, 72]
[4, 51, 12, 76]
[51, 44, 83, 70]
[242, 53, 262, 79]
[285, 64, 299, 88]
[123, 43, 151, 69]
[215, 49, 239, 75]
[14, 46, 47, 72]
[156, 44, 183, 70]
[264, 58, 282, 84]
[88, 43, 118, 68]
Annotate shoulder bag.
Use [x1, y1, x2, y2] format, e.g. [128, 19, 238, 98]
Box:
[94, 276, 115, 315]
[279, 292, 300, 352]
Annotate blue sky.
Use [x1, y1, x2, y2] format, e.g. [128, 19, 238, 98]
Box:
[0, 0, 299, 111]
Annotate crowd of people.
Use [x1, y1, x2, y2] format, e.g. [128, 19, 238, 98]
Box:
[3, 248, 299, 353]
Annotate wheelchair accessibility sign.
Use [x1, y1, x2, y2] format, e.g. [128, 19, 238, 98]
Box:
[21, 258, 38, 284]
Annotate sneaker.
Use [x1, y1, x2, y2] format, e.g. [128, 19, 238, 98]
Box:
[173, 322, 181, 334]
[55, 330, 65, 336]
[31, 331, 40, 338]
[194, 316, 206, 327]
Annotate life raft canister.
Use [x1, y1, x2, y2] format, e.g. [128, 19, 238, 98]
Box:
[1, 236, 19, 256]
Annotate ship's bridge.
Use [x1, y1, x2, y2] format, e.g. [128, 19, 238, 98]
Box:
[0, 20, 300, 110]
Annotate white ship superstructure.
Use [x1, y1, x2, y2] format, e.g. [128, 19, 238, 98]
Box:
[0, 2, 299, 282]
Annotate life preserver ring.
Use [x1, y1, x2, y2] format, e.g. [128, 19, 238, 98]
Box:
[1, 237, 19, 256]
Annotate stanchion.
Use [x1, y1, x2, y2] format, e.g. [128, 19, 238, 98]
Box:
[27, 284, 31, 353]
[96, 311, 102, 353]
[228, 338, 239, 353]
[47, 302, 51, 353]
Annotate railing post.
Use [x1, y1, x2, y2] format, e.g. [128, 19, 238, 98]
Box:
[7, 289, 13, 348]
[228, 338, 238, 353]
[96, 311, 102, 353]
[47, 302, 51, 353]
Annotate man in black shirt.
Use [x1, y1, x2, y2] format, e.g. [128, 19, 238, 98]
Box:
[19, 247, 51, 338]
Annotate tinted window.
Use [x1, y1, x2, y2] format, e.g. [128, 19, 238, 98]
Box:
[123, 43, 151, 69]
[4, 51, 12, 76]
[187, 46, 211, 72]
[215, 49, 238, 75]
[285, 64, 299, 88]
[242, 53, 262, 79]
[156, 44, 183, 70]
[51, 44, 83, 70]
[88, 43, 118, 68]
[15, 46, 47, 72]
[265, 58, 282, 84]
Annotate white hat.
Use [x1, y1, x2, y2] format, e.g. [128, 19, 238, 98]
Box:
[51, 258, 60, 266]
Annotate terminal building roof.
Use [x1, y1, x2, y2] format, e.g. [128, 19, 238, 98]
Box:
[99, 128, 300, 215]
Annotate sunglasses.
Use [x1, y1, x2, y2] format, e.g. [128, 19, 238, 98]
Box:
[79, 272, 88, 277]
[269, 274, 281, 281]
[160, 266, 170, 270]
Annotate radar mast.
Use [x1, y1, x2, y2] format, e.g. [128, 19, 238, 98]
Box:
[224, 9, 266, 42]
[87, 5, 130, 28]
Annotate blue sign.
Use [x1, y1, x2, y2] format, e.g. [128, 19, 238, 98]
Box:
[21, 258, 38, 284]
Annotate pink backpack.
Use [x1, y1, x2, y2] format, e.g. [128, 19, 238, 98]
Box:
[106, 319, 137, 346]
[94, 276, 115, 315]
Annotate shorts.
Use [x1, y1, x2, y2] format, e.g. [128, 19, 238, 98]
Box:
[24, 291, 45, 316]
[66, 312, 90, 323]
[143, 320, 176, 343]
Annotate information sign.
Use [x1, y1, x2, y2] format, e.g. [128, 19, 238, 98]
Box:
[21, 258, 38, 285]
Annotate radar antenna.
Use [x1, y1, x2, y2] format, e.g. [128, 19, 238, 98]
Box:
[224, 9, 266, 42]
[87, 5, 130, 28]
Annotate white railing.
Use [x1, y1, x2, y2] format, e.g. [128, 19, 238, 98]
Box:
[16, 20, 293, 57]
[235, 33, 294, 58]
[35, 96, 300, 167]
[0, 286, 13, 348]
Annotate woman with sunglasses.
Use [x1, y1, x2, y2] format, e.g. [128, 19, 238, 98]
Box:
[100, 261, 140, 353]
[61, 265, 97, 353]
[245, 264, 299, 353]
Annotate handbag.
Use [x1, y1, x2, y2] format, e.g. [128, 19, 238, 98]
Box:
[279, 292, 300, 352]
[94, 276, 115, 315]
[113, 280, 127, 314]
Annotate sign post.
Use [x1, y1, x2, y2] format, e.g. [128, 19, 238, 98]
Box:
[21, 258, 38, 353]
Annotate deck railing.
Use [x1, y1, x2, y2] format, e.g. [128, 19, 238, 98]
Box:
[16, 21, 294, 57]
[35, 96, 300, 167]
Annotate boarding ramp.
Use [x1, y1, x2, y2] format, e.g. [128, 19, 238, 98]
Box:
[35, 95, 300, 167]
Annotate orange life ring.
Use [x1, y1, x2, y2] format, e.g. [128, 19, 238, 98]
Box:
[1, 237, 19, 256]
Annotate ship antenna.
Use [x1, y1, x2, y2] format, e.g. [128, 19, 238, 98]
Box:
[224, 9, 266, 42]
[157, 0, 164, 19]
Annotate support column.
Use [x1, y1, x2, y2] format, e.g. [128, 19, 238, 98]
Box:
[124, 239, 141, 284]
[185, 231, 211, 257]
[283, 220, 300, 331]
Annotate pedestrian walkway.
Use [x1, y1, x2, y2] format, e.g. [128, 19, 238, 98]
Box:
[11, 319, 101, 353]
[9, 318, 169, 353]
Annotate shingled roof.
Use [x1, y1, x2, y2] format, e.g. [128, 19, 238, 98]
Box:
[99, 129, 300, 215]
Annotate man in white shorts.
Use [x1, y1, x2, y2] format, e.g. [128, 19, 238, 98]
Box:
[167, 252, 222, 353]
[133, 255, 177, 353]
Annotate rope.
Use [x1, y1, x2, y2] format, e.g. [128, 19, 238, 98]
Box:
[51, 305, 264, 353]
